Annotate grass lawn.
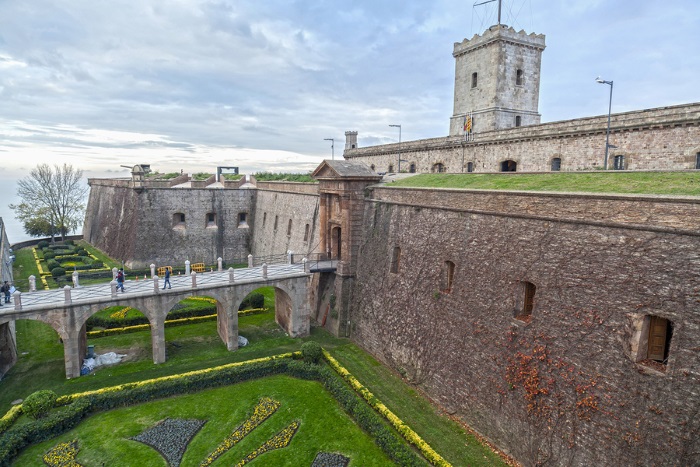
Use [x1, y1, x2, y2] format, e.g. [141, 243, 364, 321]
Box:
[11, 248, 41, 292]
[14, 376, 394, 466]
[388, 172, 700, 196]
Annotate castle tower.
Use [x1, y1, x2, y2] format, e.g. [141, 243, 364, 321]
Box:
[344, 131, 358, 151]
[449, 24, 546, 136]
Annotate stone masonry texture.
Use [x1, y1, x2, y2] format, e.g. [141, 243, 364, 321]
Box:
[350, 186, 700, 466]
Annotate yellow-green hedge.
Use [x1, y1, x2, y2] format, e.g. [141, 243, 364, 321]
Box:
[323, 350, 451, 467]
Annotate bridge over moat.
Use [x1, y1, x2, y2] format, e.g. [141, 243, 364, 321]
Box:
[0, 263, 311, 379]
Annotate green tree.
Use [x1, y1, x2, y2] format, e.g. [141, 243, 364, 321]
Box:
[10, 164, 88, 241]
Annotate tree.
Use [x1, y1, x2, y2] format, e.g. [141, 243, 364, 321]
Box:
[10, 164, 88, 241]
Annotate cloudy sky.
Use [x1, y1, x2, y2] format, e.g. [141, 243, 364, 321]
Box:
[1, 0, 699, 241]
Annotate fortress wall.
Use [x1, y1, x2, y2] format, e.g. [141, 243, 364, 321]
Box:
[350, 188, 700, 466]
[345, 103, 700, 172]
[84, 180, 254, 268]
[250, 189, 320, 258]
[255, 181, 319, 195]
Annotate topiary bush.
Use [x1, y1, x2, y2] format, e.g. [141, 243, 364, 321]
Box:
[51, 267, 66, 278]
[22, 390, 58, 420]
[46, 260, 60, 271]
[43, 251, 56, 260]
[301, 341, 323, 364]
[65, 240, 74, 245]
[37, 241, 49, 249]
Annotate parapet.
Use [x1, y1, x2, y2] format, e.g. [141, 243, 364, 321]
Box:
[453, 24, 545, 57]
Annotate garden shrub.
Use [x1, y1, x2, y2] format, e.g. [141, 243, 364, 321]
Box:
[65, 240, 74, 246]
[22, 391, 58, 420]
[37, 241, 49, 249]
[301, 341, 323, 364]
[51, 267, 66, 278]
[43, 251, 56, 260]
[75, 249, 87, 256]
[239, 292, 264, 310]
[46, 260, 60, 271]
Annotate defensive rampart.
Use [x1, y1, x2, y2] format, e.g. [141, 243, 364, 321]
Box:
[349, 186, 700, 466]
[83, 179, 254, 268]
[344, 103, 700, 172]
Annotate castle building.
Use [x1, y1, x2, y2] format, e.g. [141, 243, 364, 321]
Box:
[343, 23, 700, 173]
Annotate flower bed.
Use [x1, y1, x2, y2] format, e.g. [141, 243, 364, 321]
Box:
[235, 420, 300, 466]
[199, 397, 280, 467]
[131, 418, 206, 467]
[42, 439, 82, 467]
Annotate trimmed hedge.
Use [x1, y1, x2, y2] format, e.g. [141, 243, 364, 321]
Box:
[239, 292, 264, 310]
[0, 355, 428, 467]
[50, 267, 66, 278]
[21, 391, 57, 420]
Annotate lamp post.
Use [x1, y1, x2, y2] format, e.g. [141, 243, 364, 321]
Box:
[323, 138, 335, 160]
[595, 77, 613, 170]
[389, 124, 402, 172]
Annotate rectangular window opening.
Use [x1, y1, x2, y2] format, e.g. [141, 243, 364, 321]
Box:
[390, 246, 401, 273]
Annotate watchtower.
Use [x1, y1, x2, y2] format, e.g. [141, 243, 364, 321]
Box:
[449, 24, 545, 136]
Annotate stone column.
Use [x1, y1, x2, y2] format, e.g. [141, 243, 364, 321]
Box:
[110, 280, 117, 298]
[217, 257, 223, 271]
[12, 291, 21, 311]
[151, 319, 166, 364]
[185, 260, 191, 275]
[63, 334, 82, 379]
[150, 264, 156, 278]
[72, 271, 79, 288]
[247, 254, 253, 268]
[112, 267, 118, 280]
[228, 267, 235, 283]
[287, 251, 293, 264]
[191, 271, 197, 288]
[28, 275, 36, 292]
[153, 276, 160, 293]
[64, 286, 72, 305]
[262, 263, 268, 279]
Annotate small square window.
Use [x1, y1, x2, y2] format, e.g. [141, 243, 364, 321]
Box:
[390, 246, 401, 273]
[173, 213, 186, 228]
[238, 212, 248, 227]
[471, 72, 478, 88]
[206, 213, 216, 227]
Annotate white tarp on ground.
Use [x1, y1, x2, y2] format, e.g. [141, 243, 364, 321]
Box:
[238, 335, 248, 347]
[81, 352, 127, 374]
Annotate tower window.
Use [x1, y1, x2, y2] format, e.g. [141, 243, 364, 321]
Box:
[551, 157, 561, 171]
[613, 155, 625, 170]
[695, 152, 700, 169]
[206, 212, 217, 227]
[263, 212, 267, 226]
[409, 163, 416, 173]
[390, 247, 401, 273]
[442, 261, 455, 293]
[501, 160, 517, 172]
[274, 215, 278, 231]
[287, 219, 292, 236]
[471, 72, 478, 88]
[516, 69, 523, 85]
[173, 213, 186, 228]
[514, 281, 536, 322]
[238, 212, 248, 227]
[303, 224, 310, 242]
[467, 162, 474, 173]
[515, 116, 521, 127]
[646, 316, 673, 364]
[432, 163, 445, 173]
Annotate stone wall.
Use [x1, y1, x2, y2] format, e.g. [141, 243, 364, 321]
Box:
[83, 180, 254, 268]
[346, 102, 700, 172]
[250, 189, 320, 258]
[350, 187, 700, 466]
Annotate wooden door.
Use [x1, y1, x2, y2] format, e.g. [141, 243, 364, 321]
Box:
[647, 316, 668, 362]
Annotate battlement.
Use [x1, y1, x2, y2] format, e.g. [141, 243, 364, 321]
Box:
[453, 24, 545, 57]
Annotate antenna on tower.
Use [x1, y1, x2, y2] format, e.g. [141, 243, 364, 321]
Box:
[473, 0, 503, 26]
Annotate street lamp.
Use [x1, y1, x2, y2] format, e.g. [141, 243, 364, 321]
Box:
[389, 124, 402, 172]
[595, 77, 614, 170]
[323, 138, 335, 160]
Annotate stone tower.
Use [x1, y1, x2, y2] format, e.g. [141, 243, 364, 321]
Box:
[449, 24, 546, 136]
[344, 131, 358, 151]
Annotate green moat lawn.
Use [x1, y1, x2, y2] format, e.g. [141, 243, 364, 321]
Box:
[389, 172, 700, 196]
[1, 311, 507, 466]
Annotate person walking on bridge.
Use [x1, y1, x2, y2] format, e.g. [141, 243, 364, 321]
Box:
[2, 281, 10, 303]
[162, 268, 172, 289]
[116, 269, 125, 292]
